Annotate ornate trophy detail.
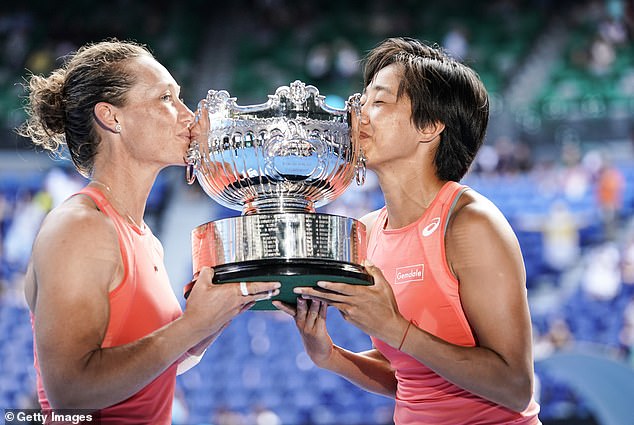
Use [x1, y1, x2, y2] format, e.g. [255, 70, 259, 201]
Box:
[185, 81, 371, 309]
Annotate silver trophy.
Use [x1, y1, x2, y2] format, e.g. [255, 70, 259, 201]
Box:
[185, 81, 372, 309]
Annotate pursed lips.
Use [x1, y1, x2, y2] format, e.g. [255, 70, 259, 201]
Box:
[359, 131, 371, 144]
[178, 132, 193, 147]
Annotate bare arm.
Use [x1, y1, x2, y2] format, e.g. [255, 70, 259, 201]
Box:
[273, 209, 397, 396]
[273, 297, 397, 397]
[325, 345, 397, 397]
[398, 192, 535, 411]
[30, 197, 279, 410]
[296, 195, 535, 412]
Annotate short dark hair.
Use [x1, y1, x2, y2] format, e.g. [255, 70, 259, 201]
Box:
[363, 37, 489, 181]
[19, 39, 153, 177]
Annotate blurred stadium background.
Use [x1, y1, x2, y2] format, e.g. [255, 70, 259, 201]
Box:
[1, 0, 634, 424]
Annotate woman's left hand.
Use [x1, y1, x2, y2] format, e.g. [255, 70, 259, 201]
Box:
[294, 261, 409, 348]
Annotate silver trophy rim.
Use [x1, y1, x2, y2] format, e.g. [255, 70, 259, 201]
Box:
[185, 81, 364, 215]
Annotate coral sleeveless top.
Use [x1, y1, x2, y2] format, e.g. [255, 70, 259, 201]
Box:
[32, 186, 182, 424]
[369, 181, 540, 425]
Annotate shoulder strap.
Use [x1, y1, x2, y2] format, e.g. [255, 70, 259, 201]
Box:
[367, 207, 388, 251]
[78, 185, 110, 212]
[444, 183, 470, 235]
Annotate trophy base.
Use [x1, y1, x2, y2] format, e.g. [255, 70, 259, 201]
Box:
[202, 259, 373, 310]
[189, 212, 373, 310]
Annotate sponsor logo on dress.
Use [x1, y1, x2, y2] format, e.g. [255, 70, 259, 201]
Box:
[422, 217, 441, 237]
[394, 264, 424, 284]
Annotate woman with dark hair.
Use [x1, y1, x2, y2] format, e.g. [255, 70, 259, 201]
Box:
[20, 40, 280, 423]
[276, 38, 541, 424]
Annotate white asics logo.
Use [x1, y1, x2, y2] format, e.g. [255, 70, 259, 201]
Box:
[422, 217, 441, 237]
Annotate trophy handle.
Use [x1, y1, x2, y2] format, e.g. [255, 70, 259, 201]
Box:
[355, 150, 367, 186]
[347, 93, 365, 187]
[185, 140, 200, 185]
[186, 163, 196, 185]
[185, 99, 209, 185]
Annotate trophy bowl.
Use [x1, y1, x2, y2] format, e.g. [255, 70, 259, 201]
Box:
[185, 81, 372, 309]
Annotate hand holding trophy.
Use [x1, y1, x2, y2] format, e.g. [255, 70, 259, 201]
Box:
[185, 81, 372, 309]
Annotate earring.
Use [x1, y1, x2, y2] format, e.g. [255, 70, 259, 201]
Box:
[114, 123, 122, 133]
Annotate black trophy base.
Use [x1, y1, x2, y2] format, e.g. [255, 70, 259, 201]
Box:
[211, 259, 373, 310]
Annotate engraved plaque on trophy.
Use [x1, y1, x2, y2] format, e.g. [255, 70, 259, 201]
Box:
[185, 81, 372, 309]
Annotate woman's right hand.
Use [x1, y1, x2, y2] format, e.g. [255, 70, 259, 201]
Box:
[273, 297, 335, 368]
[184, 267, 280, 338]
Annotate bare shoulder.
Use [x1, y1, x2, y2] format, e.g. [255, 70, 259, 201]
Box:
[446, 188, 522, 275]
[360, 209, 383, 235]
[34, 194, 119, 256]
[30, 193, 122, 306]
[448, 189, 514, 239]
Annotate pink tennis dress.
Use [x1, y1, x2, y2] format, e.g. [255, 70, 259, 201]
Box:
[369, 181, 541, 425]
[32, 186, 182, 424]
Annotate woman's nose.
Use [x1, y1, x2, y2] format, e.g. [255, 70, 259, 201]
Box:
[178, 98, 195, 120]
[359, 106, 370, 124]
[184, 105, 195, 121]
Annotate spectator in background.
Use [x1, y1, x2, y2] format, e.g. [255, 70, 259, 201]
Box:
[2, 190, 50, 270]
[333, 38, 360, 78]
[622, 234, 634, 286]
[305, 43, 332, 81]
[473, 136, 534, 176]
[588, 33, 616, 76]
[442, 23, 469, 60]
[533, 317, 574, 360]
[595, 156, 625, 240]
[517, 199, 587, 275]
[582, 243, 622, 301]
[561, 142, 592, 202]
[599, 15, 628, 46]
[494, 135, 522, 174]
[541, 201, 583, 272]
[247, 404, 282, 425]
[473, 143, 499, 175]
[619, 297, 634, 364]
[514, 140, 534, 173]
[625, 0, 634, 39]
[212, 405, 246, 425]
[42, 166, 85, 208]
[1, 11, 32, 71]
[18, 39, 280, 424]
[602, 0, 628, 45]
